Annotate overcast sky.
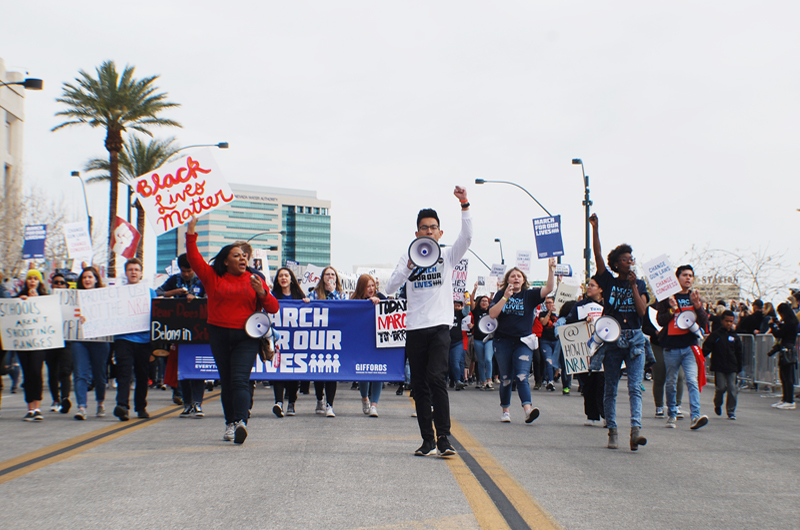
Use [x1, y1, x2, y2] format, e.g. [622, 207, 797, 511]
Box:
[3, 1, 799, 293]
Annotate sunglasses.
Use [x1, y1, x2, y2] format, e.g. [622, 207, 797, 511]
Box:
[52, 280, 67, 286]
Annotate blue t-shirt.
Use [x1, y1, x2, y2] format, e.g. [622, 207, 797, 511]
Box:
[491, 288, 545, 338]
[594, 269, 648, 330]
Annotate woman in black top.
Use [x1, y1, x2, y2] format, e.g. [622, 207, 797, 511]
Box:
[769, 303, 798, 409]
[471, 295, 492, 389]
[15, 270, 50, 421]
[270, 267, 308, 417]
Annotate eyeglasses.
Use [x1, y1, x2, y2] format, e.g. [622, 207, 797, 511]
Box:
[619, 257, 636, 264]
[52, 280, 67, 286]
[418, 224, 439, 232]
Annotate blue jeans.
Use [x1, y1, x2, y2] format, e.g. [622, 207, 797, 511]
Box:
[72, 342, 110, 408]
[473, 340, 487, 383]
[449, 342, 465, 384]
[360, 381, 382, 403]
[664, 346, 701, 420]
[208, 324, 259, 425]
[485, 339, 494, 380]
[540, 339, 560, 381]
[493, 336, 533, 408]
[602, 330, 646, 429]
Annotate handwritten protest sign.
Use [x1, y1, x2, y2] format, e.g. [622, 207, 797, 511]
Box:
[553, 282, 581, 314]
[533, 215, 564, 259]
[150, 298, 209, 343]
[643, 254, 681, 301]
[516, 250, 532, 273]
[57, 289, 111, 342]
[375, 299, 407, 348]
[452, 258, 469, 301]
[0, 296, 64, 351]
[63, 222, 93, 264]
[559, 321, 594, 375]
[489, 263, 507, 278]
[134, 150, 235, 237]
[300, 264, 324, 295]
[78, 284, 152, 339]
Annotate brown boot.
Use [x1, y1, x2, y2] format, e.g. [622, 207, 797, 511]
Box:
[630, 427, 647, 451]
[607, 428, 618, 449]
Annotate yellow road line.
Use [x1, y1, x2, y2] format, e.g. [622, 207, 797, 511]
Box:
[0, 392, 220, 485]
[450, 419, 563, 530]
[444, 453, 511, 529]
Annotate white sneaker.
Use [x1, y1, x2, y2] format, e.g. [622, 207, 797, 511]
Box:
[500, 411, 511, 423]
[585, 419, 602, 426]
[369, 404, 379, 417]
[777, 402, 796, 410]
[233, 421, 248, 444]
[325, 404, 336, 417]
[771, 401, 785, 408]
[223, 423, 235, 441]
[50, 401, 60, 412]
[362, 399, 371, 415]
[315, 400, 325, 414]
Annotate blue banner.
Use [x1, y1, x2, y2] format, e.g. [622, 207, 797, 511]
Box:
[177, 300, 405, 381]
[22, 224, 47, 260]
[532, 215, 564, 259]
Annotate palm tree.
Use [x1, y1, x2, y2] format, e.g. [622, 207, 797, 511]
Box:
[85, 135, 181, 261]
[53, 60, 180, 277]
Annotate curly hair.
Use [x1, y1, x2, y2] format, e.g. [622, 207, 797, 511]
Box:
[607, 243, 633, 273]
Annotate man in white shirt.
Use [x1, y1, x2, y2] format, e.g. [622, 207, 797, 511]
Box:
[386, 186, 472, 456]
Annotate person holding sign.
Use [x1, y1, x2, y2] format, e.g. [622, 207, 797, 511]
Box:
[309, 267, 346, 417]
[270, 267, 308, 418]
[589, 214, 649, 451]
[386, 186, 471, 457]
[186, 217, 279, 444]
[46, 273, 73, 414]
[15, 270, 50, 421]
[73, 267, 112, 421]
[488, 261, 555, 424]
[351, 274, 387, 417]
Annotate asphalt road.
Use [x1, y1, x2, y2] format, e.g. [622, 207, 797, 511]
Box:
[1, 377, 798, 530]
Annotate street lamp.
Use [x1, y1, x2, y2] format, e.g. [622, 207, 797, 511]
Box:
[494, 238, 504, 264]
[246, 230, 286, 243]
[175, 142, 229, 153]
[439, 244, 492, 271]
[71, 171, 92, 235]
[572, 159, 592, 283]
[0, 78, 43, 91]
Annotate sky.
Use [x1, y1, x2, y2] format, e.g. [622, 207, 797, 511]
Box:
[3, 1, 799, 294]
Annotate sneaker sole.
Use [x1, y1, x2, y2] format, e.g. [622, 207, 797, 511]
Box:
[438, 448, 456, 457]
[690, 416, 709, 430]
[113, 406, 130, 422]
[414, 448, 438, 457]
[234, 425, 248, 444]
[272, 405, 284, 418]
[525, 408, 540, 424]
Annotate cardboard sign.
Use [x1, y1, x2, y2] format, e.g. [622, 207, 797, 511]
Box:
[57, 289, 112, 342]
[515, 250, 532, 273]
[553, 282, 580, 314]
[78, 284, 152, 339]
[452, 258, 469, 301]
[533, 215, 564, 259]
[150, 298, 209, 343]
[111, 217, 141, 259]
[22, 225, 47, 259]
[643, 254, 681, 302]
[489, 263, 507, 278]
[375, 299, 407, 348]
[300, 264, 324, 295]
[133, 150, 235, 236]
[63, 222, 93, 264]
[559, 321, 594, 375]
[0, 295, 64, 351]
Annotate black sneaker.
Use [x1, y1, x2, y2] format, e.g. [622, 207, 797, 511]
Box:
[23, 411, 36, 422]
[525, 407, 540, 424]
[114, 405, 130, 422]
[137, 410, 150, 419]
[436, 436, 456, 456]
[60, 397, 71, 414]
[690, 415, 708, 430]
[234, 421, 248, 444]
[714, 405, 722, 416]
[179, 406, 193, 418]
[455, 381, 466, 391]
[273, 403, 284, 418]
[286, 402, 296, 416]
[414, 439, 437, 456]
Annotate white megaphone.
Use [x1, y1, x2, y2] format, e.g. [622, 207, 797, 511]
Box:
[408, 237, 441, 268]
[245, 312, 274, 339]
[675, 310, 703, 339]
[478, 314, 498, 335]
[586, 315, 621, 354]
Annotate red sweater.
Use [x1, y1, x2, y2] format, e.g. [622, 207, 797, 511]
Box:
[186, 233, 279, 329]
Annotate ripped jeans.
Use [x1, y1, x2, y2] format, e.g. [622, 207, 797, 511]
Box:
[493, 336, 533, 408]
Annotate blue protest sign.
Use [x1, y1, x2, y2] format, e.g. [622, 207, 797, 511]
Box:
[532, 215, 564, 259]
[177, 300, 405, 381]
[22, 225, 47, 259]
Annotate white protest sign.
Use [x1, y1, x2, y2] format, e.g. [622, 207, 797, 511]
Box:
[559, 321, 594, 375]
[489, 263, 507, 278]
[300, 264, 325, 295]
[57, 289, 112, 342]
[577, 302, 604, 322]
[452, 258, 469, 301]
[553, 283, 581, 314]
[0, 295, 64, 351]
[63, 222, 93, 264]
[475, 276, 492, 297]
[643, 254, 681, 302]
[375, 299, 407, 348]
[133, 150, 235, 237]
[78, 284, 152, 339]
[516, 250, 532, 273]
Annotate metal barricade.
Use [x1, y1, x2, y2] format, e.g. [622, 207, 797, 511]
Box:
[752, 334, 778, 389]
[739, 334, 756, 387]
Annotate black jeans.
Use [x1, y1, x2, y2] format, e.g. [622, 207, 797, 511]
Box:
[180, 379, 206, 406]
[46, 345, 72, 403]
[314, 381, 337, 405]
[580, 371, 605, 421]
[779, 363, 796, 403]
[273, 381, 299, 404]
[208, 324, 258, 424]
[114, 340, 152, 412]
[407, 325, 451, 443]
[18, 350, 46, 404]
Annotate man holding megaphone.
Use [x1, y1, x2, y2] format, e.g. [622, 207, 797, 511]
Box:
[386, 186, 472, 457]
[656, 264, 710, 431]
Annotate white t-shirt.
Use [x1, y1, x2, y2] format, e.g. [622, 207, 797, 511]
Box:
[386, 210, 473, 331]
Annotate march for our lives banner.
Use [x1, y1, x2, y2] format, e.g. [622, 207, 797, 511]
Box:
[533, 215, 564, 259]
[177, 300, 405, 381]
[22, 225, 47, 259]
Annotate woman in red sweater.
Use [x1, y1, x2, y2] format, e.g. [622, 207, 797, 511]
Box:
[186, 217, 279, 444]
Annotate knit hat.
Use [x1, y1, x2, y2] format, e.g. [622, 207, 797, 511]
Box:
[25, 269, 44, 283]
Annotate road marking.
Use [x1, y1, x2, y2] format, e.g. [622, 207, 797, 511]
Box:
[450, 419, 562, 530]
[443, 451, 511, 529]
[0, 392, 219, 485]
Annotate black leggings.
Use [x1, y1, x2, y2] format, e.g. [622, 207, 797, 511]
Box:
[314, 381, 337, 405]
[46, 346, 72, 402]
[18, 350, 46, 404]
[273, 381, 299, 404]
[779, 363, 796, 403]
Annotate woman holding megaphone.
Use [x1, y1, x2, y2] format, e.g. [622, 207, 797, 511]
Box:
[186, 216, 279, 444]
[488, 260, 556, 424]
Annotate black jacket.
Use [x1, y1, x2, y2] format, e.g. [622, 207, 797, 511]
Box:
[702, 327, 742, 373]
